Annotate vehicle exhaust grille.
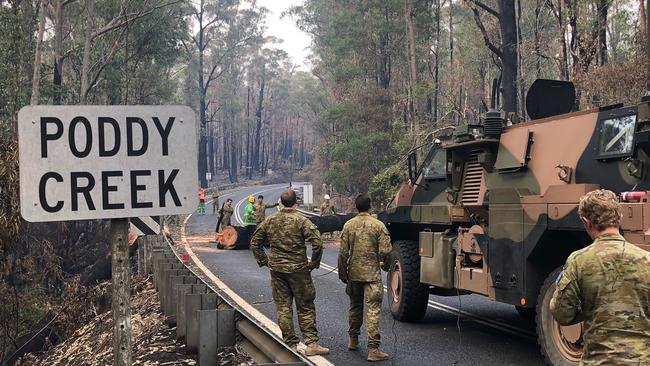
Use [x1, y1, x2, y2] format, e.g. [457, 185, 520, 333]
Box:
[461, 151, 484, 205]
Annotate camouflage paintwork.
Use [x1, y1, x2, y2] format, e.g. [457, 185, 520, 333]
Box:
[550, 233, 650, 365]
[383, 103, 650, 308]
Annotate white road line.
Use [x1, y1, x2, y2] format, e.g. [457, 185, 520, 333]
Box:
[316, 262, 537, 341]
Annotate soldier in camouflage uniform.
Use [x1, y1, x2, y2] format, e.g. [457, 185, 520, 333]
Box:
[250, 188, 329, 356]
[551, 189, 650, 365]
[254, 194, 279, 224]
[338, 194, 391, 362]
[320, 194, 336, 239]
[320, 194, 336, 216]
[217, 198, 233, 232]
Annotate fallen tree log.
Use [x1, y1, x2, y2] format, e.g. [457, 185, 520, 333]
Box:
[308, 214, 355, 234]
[220, 214, 355, 250]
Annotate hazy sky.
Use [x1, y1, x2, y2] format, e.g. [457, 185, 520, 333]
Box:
[257, 0, 312, 70]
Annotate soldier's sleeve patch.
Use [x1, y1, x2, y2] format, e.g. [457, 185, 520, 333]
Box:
[556, 271, 573, 291]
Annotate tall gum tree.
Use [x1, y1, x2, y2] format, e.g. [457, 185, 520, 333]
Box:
[466, 0, 519, 116]
[190, 0, 263, 187]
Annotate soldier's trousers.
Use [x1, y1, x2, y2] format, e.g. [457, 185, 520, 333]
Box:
[212, 198, 219, 215]
[347, 280, 383, 348]
[270, 269, 319, 346]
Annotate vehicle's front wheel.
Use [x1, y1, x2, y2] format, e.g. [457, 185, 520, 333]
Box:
[536, 267, 582, 366]
[388, 240, 429, 322]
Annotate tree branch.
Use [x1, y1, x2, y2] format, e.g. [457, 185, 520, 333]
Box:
[201, 16, 221, 33]
[469, 5, 503, 58]
[470, 0, 500, 18]
[84, 28, 128, 98]
[92, 0, 182, 40]
[204, 35, 257, 90]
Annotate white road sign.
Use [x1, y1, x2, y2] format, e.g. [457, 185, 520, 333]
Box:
[18, 105, 198, 222]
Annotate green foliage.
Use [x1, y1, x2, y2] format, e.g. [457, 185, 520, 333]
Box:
[318, 88, 410, 194]
[0, 2, 36, 132]
[368, 163, 407, 207]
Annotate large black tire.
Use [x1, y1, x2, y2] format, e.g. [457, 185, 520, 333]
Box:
[536, 267, 582, 366]
[388, 240, 429, 322]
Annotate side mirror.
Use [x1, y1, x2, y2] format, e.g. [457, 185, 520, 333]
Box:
[407, 151, 417, 183]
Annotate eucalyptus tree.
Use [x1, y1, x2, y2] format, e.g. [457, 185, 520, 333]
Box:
[189, 0, 264, 187]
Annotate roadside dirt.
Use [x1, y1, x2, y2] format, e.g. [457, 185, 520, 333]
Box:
[20, 277, 196, 366]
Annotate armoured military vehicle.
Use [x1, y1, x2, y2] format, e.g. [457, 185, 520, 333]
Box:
[382, 71, 650, 364]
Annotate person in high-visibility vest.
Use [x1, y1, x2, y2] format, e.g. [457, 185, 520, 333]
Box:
[198, 188, 206, 215]
[243, 195, 257, 241]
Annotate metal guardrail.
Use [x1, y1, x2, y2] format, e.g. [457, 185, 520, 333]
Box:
[147, 234, 312, 366]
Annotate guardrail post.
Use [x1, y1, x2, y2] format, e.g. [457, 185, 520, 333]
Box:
[153, 250, 172, 290]
[176, 284, 203, 340]
[185, 294, 202, 354]
[198, 310, 218, 365]
[160, 266, 186, 313]
[201, 293, 218, 309]
[186, 292, 217, 354]
[217, 309, 235, 347]
[155, 260, 173, 291]
[166, 276, 199, 326]
[197, 308, 235, 365]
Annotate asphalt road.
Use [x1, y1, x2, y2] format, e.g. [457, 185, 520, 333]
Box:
[185, 183, 547, 366]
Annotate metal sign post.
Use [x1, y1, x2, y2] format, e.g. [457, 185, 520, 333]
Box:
[17, 105, 198, 366]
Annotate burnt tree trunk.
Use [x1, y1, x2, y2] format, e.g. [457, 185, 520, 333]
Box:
[253, 78, 265, 172]
[405, 0, 417, 131]
[230, 128, 238, 183]
[52, 0, 65, 105]
[433, 0, 441, 121]
[597, 0, 609, 65]
[498, 0, 518, 114]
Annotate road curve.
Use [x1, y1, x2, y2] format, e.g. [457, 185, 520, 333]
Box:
[186, 183, 547, 366]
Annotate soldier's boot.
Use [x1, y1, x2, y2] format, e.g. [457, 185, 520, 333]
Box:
[367, 347, 389, 362]
[304, 343, 330, 356]
[348, 337, 359, 351]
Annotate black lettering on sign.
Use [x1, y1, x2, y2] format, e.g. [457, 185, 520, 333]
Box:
[152, 117, 174, 156]
[127, 117, 148, 156]
[158, 169, 181, 207]
[102, 171, 124, 210]
[130, 170, 152, 208]
[39, 172, 63, 213]
[69, 116, 92, 158]
[70, 172, 96, 211]
[40, 117, 63, 158]
[98, 117, 120, 157]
